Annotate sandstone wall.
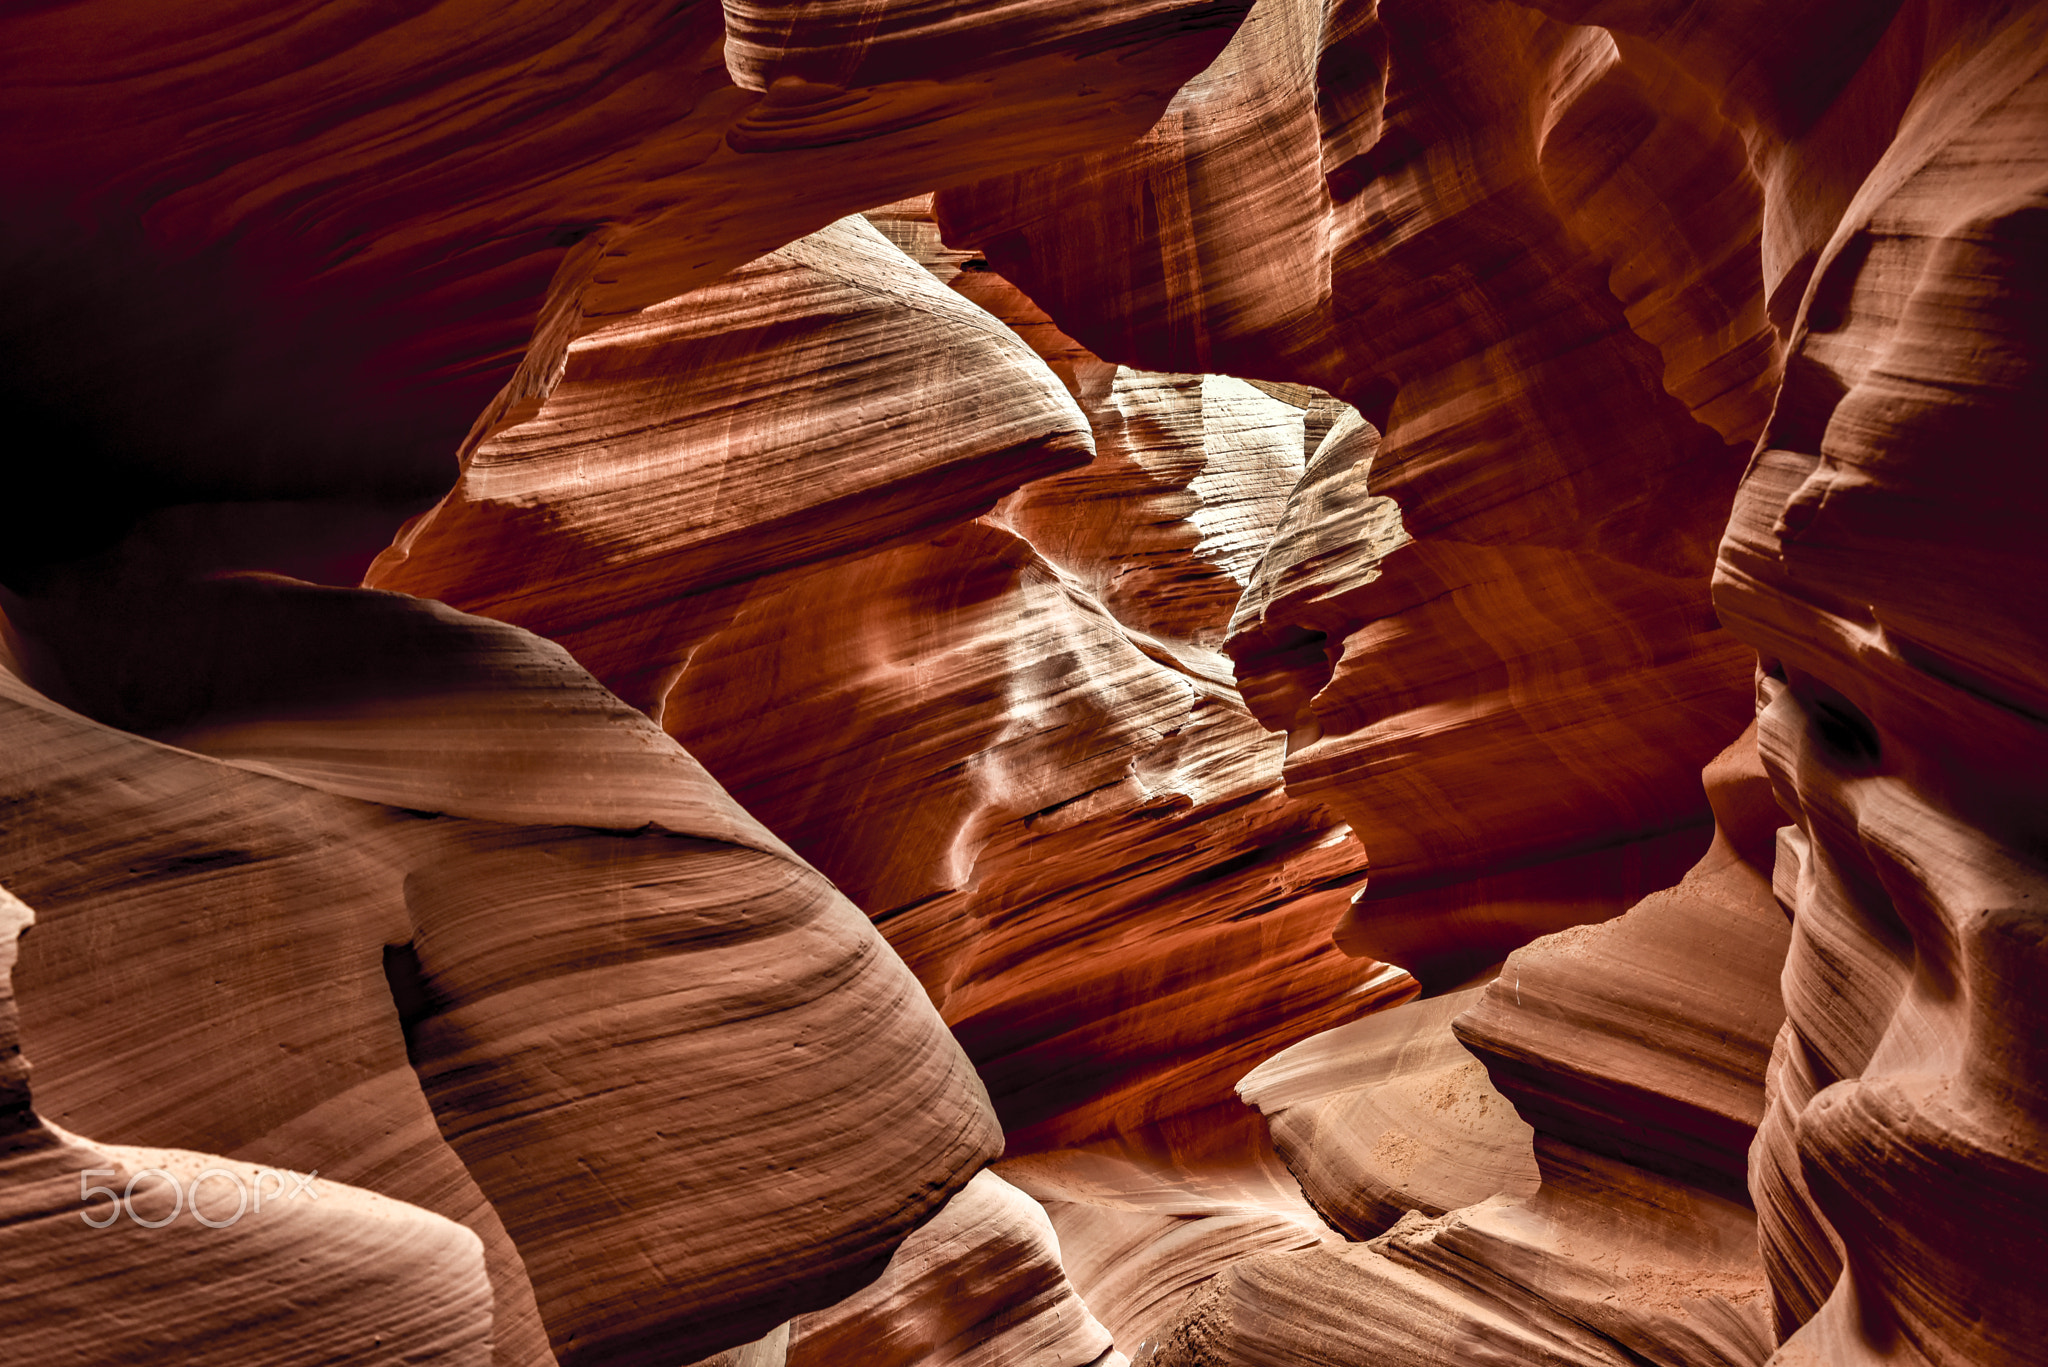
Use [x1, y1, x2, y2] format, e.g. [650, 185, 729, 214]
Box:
[1, 0, 2044, 1361]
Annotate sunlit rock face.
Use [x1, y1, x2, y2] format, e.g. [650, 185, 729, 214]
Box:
[937, 0, 1774, 989]
[372, 202, 1415, 1155]
[2, 0, 2046, 1361]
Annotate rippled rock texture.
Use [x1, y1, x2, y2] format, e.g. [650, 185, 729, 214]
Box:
[3, 0, 2047, 1361]
[371, 199, 1415, 1158]
[943, 0, 2048, 1357]
[938, 0, 1774, 989]
[1139, 724, 1786, 1366]
[0, 0, 1248, 581]
[0, 882, 496, 1366]
[0, 576, 1000, 1365]
[1703, 4, 2048, 1361]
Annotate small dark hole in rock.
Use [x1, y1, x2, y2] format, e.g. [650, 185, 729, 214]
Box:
[1811, 695, 1881, 768]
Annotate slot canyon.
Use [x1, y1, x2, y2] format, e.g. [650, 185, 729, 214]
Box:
[0, 0, 2043, 1363]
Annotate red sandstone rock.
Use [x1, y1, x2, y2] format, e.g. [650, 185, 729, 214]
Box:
[0, 884, 497, 1365]
[937, 0, 1772, 986]
[0, 0, 1249, 579]
[4, 0, 2048, 1359]
[787, 1169, 1117, 1367]
[1150, 724, 1787, 1365]
[1453, 723, 1791, 1205]
[999, 1122, 1341, 1357]
[1144, 1156, 1773, 1367]
[1237, 986, 1540, 1241]
[367, 212, 1097, 715]
[1702, 4, 2048, 1360]
[371, 207, 1411, 1151]
[0, 574, 1001, 1364]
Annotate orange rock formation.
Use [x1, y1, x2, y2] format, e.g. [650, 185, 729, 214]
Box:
[1, 0, 2044, 1362]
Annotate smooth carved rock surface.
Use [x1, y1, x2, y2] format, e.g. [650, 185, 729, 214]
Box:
[0, 575, 1001, 1364]
[1454, 723, 1791, 1204]
[999, 1130, 1339, 1356]
[1699, 3, 2048, 1360]
[937, 0, 1772, 986]
[1237, 986, 1539, 1241]
[374, 205, 1413, 1150]
[368, 212, 1097, 717]
[0, 884, 497, 1365]
[1147, 728, 1787, 1365]
[786, 1169, 1117, 1367]
[2, 0, 2046, 1358]
[1143, 1159, 1773, 1367]
[0, 0, 1250, 581]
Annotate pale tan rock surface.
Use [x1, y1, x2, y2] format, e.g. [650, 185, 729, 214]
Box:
[0, 575, 1001, 1364]
[1000, 1127, 1339, 1356]
[1238, 986, 1539, 1240]
[1142, 1153, 1773, 1367]
[787, 1169, 1116, 1367]
[0, 884, 497, 1366]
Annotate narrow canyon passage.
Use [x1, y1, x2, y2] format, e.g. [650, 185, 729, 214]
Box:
[1, 2, 2043, 1365]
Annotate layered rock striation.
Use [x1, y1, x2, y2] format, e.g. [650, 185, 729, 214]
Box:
[0, 0, 1250, 581]
[1699, 3, 2048, 1359]
[937, 0, 1777, 987]
[370, 201, 1415, 1157]
[0, 883, 498, 1365]
[0, 574, 1001, 1364]
[1, 0, 2046, 1361]
[1139, 723, 1788, 1366]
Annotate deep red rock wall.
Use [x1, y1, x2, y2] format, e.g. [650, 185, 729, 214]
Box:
[370, 202, 1415, 1153]
[1, 0, 2045, 1362]
[0, 0, 1245, 580]
[937, 0, 1775, 988]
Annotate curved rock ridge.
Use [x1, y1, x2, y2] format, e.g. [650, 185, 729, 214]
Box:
[0, 574, 1001, 1364]
[872, 193, 1357, 655]
[3, 0, 2045, 1358]
[998, 368, 1315, 649]
[663, 513, 1409, 1146]
[1237, 985, 1540, 1241]
[369, 206, 1414, 1150]
[1453, 721, 1791, 1205]
[935, 0, 1774, 986]
[1140, 1170, 1771, 1367]
[0, 0, 1252, 582]
[1143, 724, 1787, 1365]
[1699, 2, 2048, 1359]
[786, 1169, 1119, 1367]
[997, 1120, 1343, 1357]
[0, 883, 497, 1365]
[368, 211, 1098, 717]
